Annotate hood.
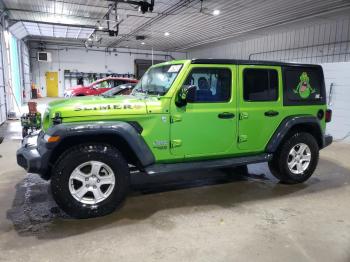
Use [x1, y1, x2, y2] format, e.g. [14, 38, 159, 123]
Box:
[47, 95, 148, 119]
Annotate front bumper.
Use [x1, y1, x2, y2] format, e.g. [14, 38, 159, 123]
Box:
[16, 132, 50, 178]
[324, 134, 333, 148]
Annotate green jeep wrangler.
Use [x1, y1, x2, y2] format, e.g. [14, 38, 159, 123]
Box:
[17, 59, 333, 218]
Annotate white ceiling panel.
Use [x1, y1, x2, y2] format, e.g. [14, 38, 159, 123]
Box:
[4, 0, 350, 51]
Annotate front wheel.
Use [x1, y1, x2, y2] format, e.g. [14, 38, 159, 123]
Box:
[51, 144, 130, 218]
[268, 132, 319, 184]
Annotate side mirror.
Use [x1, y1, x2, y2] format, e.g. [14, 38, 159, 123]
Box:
[176, 85, 196, 107]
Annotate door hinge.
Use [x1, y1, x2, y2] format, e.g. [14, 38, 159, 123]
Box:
[170, 115, 182, 123]
[239, 112, 249, 120]
[170, 139, 182, 148]
[238, 135, 248, 143]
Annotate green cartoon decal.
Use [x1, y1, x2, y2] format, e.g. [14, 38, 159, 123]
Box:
[293, 72, 316, 99]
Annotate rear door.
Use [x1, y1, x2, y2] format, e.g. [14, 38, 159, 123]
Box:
[238, 65, 283, 152]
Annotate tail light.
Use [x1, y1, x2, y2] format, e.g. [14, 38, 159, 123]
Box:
[325, 109, 332, 123]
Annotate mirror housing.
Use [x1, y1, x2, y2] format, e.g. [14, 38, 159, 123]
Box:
[176, 85, 196, 107]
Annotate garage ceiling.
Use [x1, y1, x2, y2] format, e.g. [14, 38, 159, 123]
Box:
[3, 0, 350, 51]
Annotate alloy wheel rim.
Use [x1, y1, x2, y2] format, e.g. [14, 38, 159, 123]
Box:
[68, 161, 116, 205]
[287, 143, 312, 175]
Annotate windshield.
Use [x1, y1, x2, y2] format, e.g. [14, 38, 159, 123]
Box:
[132, 64, 183, 96]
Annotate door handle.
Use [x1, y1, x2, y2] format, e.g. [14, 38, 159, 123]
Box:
[264, 110, 279, 117]
[218, 112, 235, 119]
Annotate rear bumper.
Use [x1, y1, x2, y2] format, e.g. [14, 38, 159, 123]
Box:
[323, 134, 333, 148]
[16, 133, 50, 178]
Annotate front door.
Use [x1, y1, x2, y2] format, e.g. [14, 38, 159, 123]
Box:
[46, 71, 59, 97]
[170, 65, 238, 158]
[238, 65, 283, 153]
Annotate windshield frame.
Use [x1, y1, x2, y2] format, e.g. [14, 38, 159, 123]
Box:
[132, 63, 184, 96]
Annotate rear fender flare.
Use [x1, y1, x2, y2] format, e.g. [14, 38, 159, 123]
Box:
[266, 116, 325, 153]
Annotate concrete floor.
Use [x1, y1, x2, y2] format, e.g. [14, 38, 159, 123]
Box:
[0, 99, 349, 261]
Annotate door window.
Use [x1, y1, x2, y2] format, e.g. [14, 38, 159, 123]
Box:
[184, 68, 231, 102]
[243, 69, 278, 101]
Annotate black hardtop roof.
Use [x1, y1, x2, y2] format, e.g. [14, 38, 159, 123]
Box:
[191, 58, 322, 68]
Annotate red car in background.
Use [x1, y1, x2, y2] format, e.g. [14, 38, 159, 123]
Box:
[64, 77, 138, 97]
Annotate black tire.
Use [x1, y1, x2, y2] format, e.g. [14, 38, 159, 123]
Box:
[268, 132, 319, 184]
[51, 143, 130, 218]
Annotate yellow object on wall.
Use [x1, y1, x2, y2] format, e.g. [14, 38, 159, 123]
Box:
[46, 72, 58, 97]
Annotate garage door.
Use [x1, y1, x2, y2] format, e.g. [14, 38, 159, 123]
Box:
[322, 62, 350, 142]
[21, 43, 31, 102]
[0, 32, 6, 125]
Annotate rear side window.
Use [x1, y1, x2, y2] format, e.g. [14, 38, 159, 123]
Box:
[243, 69, 278, 101]
[283, 67, 325, 105]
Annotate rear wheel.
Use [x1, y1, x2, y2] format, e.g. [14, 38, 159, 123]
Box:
[51, 144, 129, 218]
[268, 132, 319, 184]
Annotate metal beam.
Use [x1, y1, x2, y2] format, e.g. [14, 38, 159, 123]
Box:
[46, 0, 148, 13]
[10, 19, 96, 31]
[36, 23, 42, 36]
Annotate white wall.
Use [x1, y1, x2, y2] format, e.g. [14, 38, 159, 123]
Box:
[322, 62, 350, 142]
[30, 44, 187, 97]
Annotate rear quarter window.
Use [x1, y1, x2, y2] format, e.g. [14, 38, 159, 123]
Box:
[283, 66, 326, 106]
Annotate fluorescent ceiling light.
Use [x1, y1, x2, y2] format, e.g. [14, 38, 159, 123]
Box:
[213, 9, 220, 16]
[164, 32, 170, 36]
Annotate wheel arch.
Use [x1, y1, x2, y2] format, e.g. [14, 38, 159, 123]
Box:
[266, 116, 324, 153]
[46, 122, 155, 175]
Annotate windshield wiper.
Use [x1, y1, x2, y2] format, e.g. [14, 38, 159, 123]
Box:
[101, 93, 112, 98]
[147, 91, 165, 96]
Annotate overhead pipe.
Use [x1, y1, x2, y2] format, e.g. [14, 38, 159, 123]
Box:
[107, 0, 200, 49]
[248, 40, 350, 60]
[29, 46, 175, 60]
